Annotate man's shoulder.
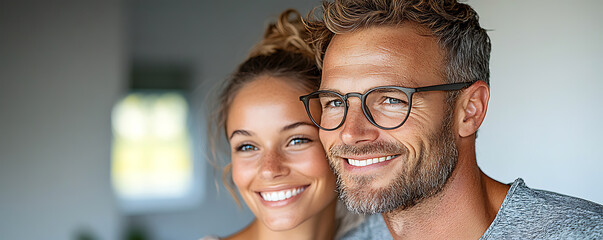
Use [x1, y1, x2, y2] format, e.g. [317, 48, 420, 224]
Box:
[509, 178, 603, 220]
[482, 178, 603, 239]
[338, 214, 392, 240]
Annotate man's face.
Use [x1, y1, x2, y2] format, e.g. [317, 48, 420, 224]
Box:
[319, 25, 459, 214]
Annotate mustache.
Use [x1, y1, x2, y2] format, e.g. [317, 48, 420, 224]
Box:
[328, 141, 408, 158]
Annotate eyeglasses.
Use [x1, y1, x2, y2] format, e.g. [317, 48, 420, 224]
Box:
[299, 82, 474, 131]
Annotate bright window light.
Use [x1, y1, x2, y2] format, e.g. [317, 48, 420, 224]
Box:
[111, 91, 198, 213]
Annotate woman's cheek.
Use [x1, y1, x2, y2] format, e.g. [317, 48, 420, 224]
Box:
[232, 159, 254, 188]
[298, 147, 331, 177]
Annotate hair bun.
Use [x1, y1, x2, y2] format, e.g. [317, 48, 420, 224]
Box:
[249, 9, 314, 59]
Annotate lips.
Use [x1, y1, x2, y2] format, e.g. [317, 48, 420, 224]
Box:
[259, 186, 307, 202]
[346, 155, 398, 167]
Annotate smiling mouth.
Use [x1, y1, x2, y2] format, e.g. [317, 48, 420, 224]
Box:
[259, 186, 307, 202]
[346, 155, 399, 167]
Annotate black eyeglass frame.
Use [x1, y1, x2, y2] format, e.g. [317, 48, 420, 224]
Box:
[299, 81, 475, 131]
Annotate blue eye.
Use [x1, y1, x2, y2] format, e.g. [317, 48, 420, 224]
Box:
[288, 138, 311, 146]
[327, 99, 344, 108]
[384, 97, 403, 104]
[237, 144, 258, 152]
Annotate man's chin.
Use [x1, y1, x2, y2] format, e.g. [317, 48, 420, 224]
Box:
[339, 187, 398, 214]
[337, 176, 401, 214]
[339, 175, 386, 190]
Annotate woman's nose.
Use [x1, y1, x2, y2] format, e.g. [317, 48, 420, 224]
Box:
[258, 150, 290, 180]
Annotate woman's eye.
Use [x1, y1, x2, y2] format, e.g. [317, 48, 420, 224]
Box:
[237, 144, 258, 152]
[288, 138, 312, 146]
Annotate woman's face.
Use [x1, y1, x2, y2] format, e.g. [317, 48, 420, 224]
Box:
[226, 76, 337, 231]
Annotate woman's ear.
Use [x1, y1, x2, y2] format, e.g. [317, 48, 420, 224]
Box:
[456, 80, 490, 138]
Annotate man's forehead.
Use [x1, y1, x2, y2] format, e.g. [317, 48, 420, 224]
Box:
[320, 63, 420, 91]
[321, 25, 444, 90]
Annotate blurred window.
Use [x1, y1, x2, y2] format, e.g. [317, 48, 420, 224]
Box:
[111, 89, 199, 213]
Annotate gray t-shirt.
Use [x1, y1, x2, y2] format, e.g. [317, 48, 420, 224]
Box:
[341, 178, 603, 239]
[480, 178, 603, 239]
[339, 213, 393, 240]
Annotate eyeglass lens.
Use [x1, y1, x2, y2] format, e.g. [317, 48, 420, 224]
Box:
[306, 88, 410, 130]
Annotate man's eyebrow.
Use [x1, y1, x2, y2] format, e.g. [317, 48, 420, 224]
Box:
[282, 122, 316, 132]
[320, 77, 423, 93]
[318, 88, 345, 94]
[402, 78, 420, 87]
[229, 129, 252, 140]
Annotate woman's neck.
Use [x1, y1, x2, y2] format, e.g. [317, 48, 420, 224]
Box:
[227, 200, 338, 240]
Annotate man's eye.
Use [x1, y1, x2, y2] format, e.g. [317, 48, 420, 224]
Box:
[237, 144, 258, 152]
[326, 99, 344, 108]
[288, 138, 311, 146]
[384, 97, 404, 104]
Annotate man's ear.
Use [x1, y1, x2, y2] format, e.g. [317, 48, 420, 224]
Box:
[456, 80, 490, 138]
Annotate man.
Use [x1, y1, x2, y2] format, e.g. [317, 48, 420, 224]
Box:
[299, 0, 603, 239]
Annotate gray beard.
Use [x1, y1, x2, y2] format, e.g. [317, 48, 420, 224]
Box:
[327, 118, 458, 214]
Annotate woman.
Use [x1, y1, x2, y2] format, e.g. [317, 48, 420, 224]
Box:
[204, 9, 364, 240]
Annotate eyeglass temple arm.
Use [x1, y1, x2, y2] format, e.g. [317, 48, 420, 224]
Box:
[415, 82, 474, 92]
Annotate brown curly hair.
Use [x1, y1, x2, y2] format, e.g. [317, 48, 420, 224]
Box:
[305, 0, 491, 86]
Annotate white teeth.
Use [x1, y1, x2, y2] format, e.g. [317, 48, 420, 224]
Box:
[260, 187, 306, 202]
[347, 155, 397, 167]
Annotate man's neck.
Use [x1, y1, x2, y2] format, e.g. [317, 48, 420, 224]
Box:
[381, 148, 510, 240]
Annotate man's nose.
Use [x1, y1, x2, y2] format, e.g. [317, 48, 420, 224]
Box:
[259, 150, 290, 180]
[339, 98, 379, 145]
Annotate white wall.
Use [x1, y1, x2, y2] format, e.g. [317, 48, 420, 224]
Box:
[0, 1, 124, 239]
[471, 0, 603, 204]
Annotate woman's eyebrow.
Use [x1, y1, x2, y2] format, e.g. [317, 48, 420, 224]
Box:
[229, 129, 252, 140]
[281, 122, 316, 132]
